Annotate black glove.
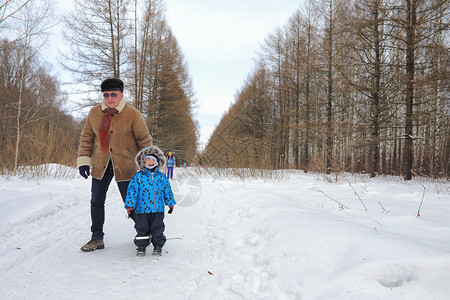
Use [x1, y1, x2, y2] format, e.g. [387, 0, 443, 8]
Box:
[79, 165, 90, 179]
[168, 205, 174, 214]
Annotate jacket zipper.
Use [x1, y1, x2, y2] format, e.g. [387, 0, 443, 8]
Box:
[151, 172, 156, 212]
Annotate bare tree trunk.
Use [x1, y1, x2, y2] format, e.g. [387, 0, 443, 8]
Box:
[325, 0, 334, 174]
[304, 12, 313, 173]
[14, 34, 29, 175]
[107, 0, 118, 77]
[294, 47, 300, 170]
[403, 0, 416, 180]
[370, 0, 382, 178]
[134, 0, 139, 109]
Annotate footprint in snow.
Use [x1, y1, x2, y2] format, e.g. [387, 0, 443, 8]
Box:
[376, 263, 416, 288]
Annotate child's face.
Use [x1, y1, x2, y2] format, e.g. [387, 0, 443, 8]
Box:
[145, 158, 156, 168]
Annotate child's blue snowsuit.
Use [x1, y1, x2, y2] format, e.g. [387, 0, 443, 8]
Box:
[125, 166, 175, 249]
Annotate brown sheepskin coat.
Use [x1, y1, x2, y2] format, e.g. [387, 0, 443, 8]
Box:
[77, 98, 152, 182]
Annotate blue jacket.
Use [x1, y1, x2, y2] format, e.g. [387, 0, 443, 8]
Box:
[167, 157, 176, 167]
[125, 167, 176, 213]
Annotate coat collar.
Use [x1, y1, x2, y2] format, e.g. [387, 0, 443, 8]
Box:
[101, 98, 126, 113]
[143, 166, 159, 175]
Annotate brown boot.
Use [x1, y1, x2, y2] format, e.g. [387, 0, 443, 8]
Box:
[80, 238, 104, 252]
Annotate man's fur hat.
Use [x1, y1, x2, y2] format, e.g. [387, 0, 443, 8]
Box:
[101, 78, 124, 92]
[135, 145, 166, 171]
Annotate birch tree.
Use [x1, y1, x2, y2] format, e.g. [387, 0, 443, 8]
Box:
[6, 0, 56, 174]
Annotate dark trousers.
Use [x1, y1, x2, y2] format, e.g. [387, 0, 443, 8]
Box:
[134, 212, 166, 249]
[90, 159, 131, 240]
[167, 166, 173, 179]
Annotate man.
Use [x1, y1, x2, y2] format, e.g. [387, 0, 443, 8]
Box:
[77, 78, 151, 252]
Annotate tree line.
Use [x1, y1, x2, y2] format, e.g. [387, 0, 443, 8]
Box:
[0, 0, 78, 174]
[0, 0, 199, 174]
[201, 0, 449, 180]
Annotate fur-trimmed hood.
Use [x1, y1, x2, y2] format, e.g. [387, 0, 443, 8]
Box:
[135, 145, 166, 171]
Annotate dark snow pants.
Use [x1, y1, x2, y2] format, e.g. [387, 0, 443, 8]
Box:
[134, 212, 166, 249]
[90, 159, 131, 240]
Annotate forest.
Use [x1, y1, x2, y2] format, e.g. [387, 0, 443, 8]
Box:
[202, 0, 449, 179]
[0, 0, 198, 175]
[1, 0, 448, 180]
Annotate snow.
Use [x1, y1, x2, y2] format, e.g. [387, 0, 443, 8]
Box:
[1, 165, 449, 299]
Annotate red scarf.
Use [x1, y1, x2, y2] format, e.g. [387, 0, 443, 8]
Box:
[99, 108, 118, 153]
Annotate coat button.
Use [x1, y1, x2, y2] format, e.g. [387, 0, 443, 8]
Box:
[110, 130, 113, 134]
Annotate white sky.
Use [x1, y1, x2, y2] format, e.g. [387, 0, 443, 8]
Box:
[165, 0, 303, 147]
[51, 0, 304, 147]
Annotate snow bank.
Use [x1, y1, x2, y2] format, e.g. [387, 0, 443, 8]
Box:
[1, 168, 449, 299]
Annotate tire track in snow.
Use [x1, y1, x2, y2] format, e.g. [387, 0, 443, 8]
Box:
[0, 179, 89, 284]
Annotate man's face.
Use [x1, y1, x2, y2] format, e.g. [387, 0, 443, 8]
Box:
[103, 91, 123, 108]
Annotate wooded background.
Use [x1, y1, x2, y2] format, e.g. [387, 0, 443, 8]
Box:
[1, 0, 448, 179]
[201, 0, 449, 180]
[1, 0, 198, 175]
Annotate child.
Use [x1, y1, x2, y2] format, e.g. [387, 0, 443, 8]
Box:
[125, 145, 176, 256]
[166, 152, 176, 179]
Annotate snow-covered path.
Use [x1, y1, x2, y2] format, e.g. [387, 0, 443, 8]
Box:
[1, 167, 449, 299]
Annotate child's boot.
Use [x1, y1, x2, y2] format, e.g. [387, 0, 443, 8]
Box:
[152, 246, 162, 256]
[136, 247, 146, 256]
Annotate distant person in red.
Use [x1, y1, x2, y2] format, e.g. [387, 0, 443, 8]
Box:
[166, 152, 176, 179]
